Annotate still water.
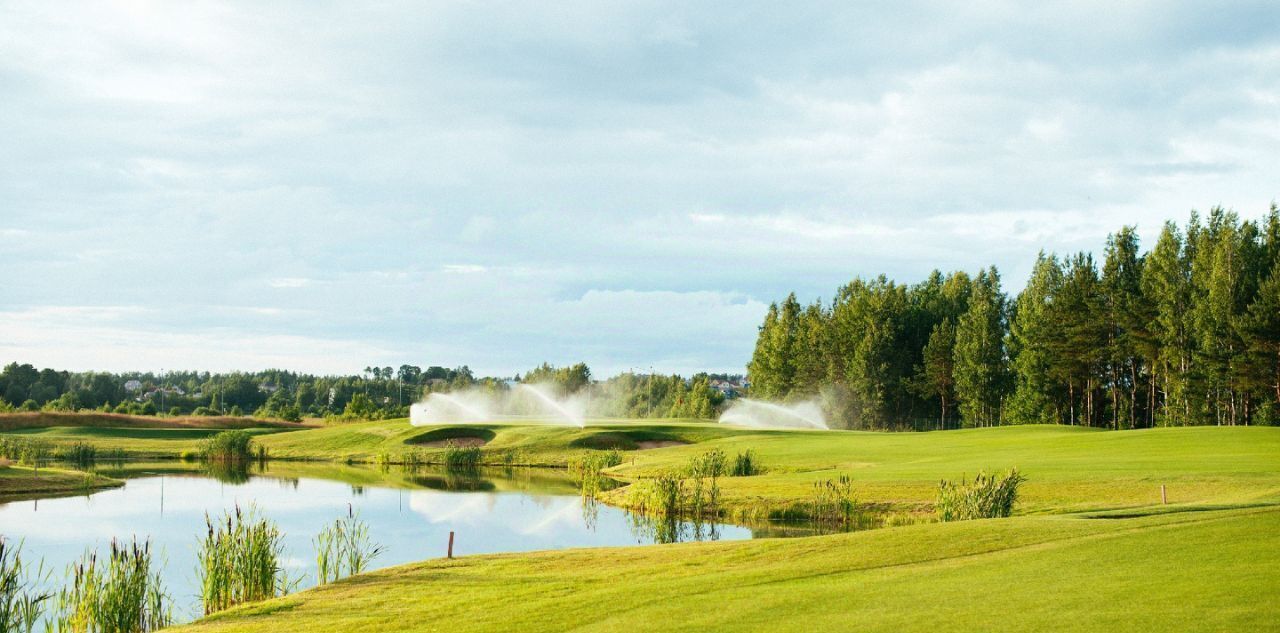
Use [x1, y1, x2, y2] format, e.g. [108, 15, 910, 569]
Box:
[0, 463, 753, 621]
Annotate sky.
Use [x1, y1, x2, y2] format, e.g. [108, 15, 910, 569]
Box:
[1, 1, 1278, 377]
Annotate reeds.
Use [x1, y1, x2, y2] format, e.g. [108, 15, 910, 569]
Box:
[199, 431, 256, 463]
[686, 449, 726, 518]
[314, 506, 385, 586]
[936, 468, 1025, 522]
[0, 538, 50, 633]
[568, 450, 623, 497]
[0, 438, 51, 474]
[810, 475, 858, 532]
[50, 538, 171, 633]
[442, 443, 482, 471]
[197, 505, 289, 615]
[57, 442, 97, 469]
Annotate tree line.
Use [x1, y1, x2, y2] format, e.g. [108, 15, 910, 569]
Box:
[748, 206, 1280, 430]
[0, 364, 479, 421]
[0, 361, 741, 422]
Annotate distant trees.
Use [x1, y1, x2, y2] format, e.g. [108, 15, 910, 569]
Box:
[747, 205, 1280, 429]
[522, 362, 592, 395]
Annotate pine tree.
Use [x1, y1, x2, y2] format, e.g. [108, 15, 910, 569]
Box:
[1007, 253, 1064, 424]
[954, 267, 1007, 426]
[917, 319, 957, 429]
[747, 303, 782, 398]
[1101, 227, 1151, 428]
[1142, 221, 1194, 425]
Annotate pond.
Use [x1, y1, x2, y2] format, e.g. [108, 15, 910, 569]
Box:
[0, 462, 755, 622]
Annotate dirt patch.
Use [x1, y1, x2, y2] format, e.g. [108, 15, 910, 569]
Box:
[0, 412, 314, 431]
[635, 440, 690, 450]
[415, 436, 489, 448]
[406, 427, 497, 447]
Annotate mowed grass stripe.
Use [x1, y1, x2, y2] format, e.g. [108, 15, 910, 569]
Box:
[175, 506, 1279, 633]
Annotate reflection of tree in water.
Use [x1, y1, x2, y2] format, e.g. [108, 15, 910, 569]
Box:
[581, 496, 599, 531]
[411, 473, 496, 492]
[202, 461, 251, 484]
[626, 511, 720, 545]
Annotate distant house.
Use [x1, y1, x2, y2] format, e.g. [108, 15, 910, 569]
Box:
[710, 380, 740, 399]
[258, 383, 280, 393]
[124, 379, 143, 392]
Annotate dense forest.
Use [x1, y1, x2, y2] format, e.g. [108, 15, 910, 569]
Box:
[0, 359, 737, 422]
[749, 206, 1280, 430]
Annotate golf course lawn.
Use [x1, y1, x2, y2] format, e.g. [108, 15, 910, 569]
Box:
[0, 464, 122, 499]
[3, 413, 1277, 631]
[173, 504, 1279, 633]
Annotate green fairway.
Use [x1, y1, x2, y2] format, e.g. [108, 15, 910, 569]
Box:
[172, 505, 1280, 633]
[0, 464, 122, 500]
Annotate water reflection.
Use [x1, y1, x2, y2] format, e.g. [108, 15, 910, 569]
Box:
[0, 462, 754, 622]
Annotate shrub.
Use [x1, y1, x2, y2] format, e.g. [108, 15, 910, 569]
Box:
[730, 449, 760, 476]
[229, 405, 244, 417]
[937, 468, 1025, 522]
[200, 430, 256, 462]
[140, 401, 157, 416]
[167, 407, 181, 417]
[19, 400, 38, 412]
[568, 450, 624, 496]
[686, 449, 726, 517]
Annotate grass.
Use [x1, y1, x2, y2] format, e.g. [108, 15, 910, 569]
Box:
[0, 465, 122, 500]
[171, 505, 1280, 633]
[3, 419, 1278, 631]
[601, 425, 1280, 519]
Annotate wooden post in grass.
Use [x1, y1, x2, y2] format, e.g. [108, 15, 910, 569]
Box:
[1161, 485, 1167, 504]
[448, 531, 455, 558]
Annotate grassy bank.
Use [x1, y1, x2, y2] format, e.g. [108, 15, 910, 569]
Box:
[0, 464, 123, 500]
[3, 414, 1278, 520]
[173, 505, 1279, 633]
[602, 425, 1280, 519]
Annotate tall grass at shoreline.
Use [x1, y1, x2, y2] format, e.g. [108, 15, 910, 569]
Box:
[315, 507, 386, 586]
[937, 468, 1025, 521]
[197, 506, 289, 615]
[199, 431, 257, 463]
[0, 539, 50, 633]
[568, 450, 623, 497]
[51, 538, 171, 633]
[442, 443, 482, 471]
